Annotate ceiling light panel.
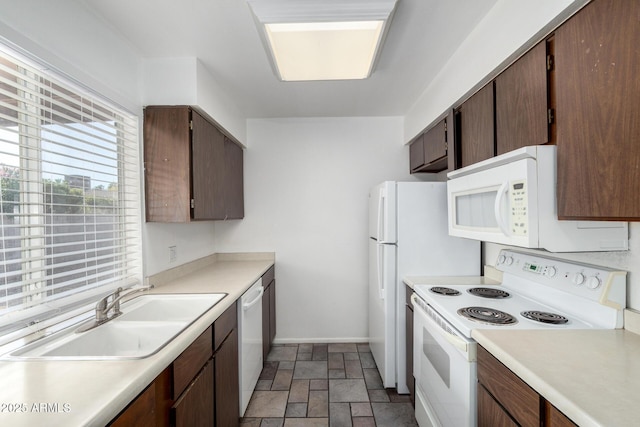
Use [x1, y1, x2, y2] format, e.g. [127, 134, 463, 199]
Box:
[248, 0, 398, 81]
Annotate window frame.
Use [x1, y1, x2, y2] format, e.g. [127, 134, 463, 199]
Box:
[0, 42, 143, 337]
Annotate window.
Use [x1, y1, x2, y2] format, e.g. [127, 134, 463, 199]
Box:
[0, 45, 142, 333]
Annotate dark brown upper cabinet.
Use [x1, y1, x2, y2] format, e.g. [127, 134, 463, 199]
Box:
[555, 0, 640, 220]
[409, 113, 450, 173]
[456, 82, 495, 168]
[495, 40, 552, 155]
[144, 106, 244, 222]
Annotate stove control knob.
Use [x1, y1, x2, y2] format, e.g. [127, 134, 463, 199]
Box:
[498, 255, 506, 265]
[573, 272, 586, 286]
[504, 256, 514, 266]
[544, 266, 557, 278]
[586, 276, 602, 290]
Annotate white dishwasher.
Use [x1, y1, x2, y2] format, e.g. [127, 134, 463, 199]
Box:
[238, 278, 264, 416]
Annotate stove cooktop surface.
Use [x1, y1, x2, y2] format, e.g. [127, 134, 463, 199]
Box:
[414, 282, 596, 337]
[411, 250, 627, 337]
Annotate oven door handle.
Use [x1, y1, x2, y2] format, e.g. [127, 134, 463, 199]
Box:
[411, 294, 476, 360]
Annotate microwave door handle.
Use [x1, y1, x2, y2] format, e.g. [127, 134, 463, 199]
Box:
[494, 182, 512, 236]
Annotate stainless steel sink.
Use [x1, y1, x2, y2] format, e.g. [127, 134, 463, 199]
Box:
[6, 293, 226, 360]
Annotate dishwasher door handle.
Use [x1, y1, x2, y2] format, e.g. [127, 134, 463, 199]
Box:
[243, 286, 264, 310]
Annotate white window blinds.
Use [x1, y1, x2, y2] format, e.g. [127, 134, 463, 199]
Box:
[0, 45, 142, 332]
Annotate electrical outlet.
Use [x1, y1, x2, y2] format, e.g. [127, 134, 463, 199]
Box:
[169, 245, 177, 263]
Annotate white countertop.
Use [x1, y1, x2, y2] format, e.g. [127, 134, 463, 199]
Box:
[0, 252, 274, 427]
[473, 328, 640, 427]
[403, 275, 500, 290]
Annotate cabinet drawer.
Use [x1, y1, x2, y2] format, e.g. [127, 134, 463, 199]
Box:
[477, 346, 539, 427]
[214, 302, 237, 350]
[173, 326, 213, 400]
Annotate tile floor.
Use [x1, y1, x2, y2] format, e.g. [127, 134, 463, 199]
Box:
[240, 343, 418, 427]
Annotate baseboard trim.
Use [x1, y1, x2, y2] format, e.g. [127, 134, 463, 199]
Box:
[273, 337, 370, 345]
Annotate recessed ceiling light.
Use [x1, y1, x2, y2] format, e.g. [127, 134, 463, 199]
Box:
[247, 0, 398, 82]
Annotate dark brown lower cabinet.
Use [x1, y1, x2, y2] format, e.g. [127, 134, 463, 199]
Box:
[405, 285, 414, 406]
[108, 383, 156, 427]
[262, 265, 276, 361]
[214, 328, 239, 427]
[478, 345, 577, 427]
[478, 384, 517, 427]
[172, 359, 214, 427]
[545, 401, 578, 427]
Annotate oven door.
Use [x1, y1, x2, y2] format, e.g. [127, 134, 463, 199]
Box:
[412, 294, 477, 427]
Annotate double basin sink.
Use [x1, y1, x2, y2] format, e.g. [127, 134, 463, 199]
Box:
[7, 293, 226, 360]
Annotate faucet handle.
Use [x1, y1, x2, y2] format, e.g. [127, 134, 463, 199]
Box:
[112, 287, 124, 317]
[95, 287, 123, 321]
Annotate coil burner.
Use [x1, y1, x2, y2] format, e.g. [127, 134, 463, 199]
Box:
[429, 287, 461, 296]
[467, 287, 510, 299]
[457, 306, 518, 326]
[521, 310, 569, 325]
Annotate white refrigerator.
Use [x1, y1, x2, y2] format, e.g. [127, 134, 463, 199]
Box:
[368, 181, 479, 393]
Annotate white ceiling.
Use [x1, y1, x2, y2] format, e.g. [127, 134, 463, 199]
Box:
[82, 0, 498, 119]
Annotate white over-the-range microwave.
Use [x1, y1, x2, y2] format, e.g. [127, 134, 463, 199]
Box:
[447, 145, 628, 252]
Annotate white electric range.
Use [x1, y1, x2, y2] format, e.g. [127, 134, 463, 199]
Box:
[409, 249, 627, 427]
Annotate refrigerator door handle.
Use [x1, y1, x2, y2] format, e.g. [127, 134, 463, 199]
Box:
[377, 244, 385, 300]
[377, 189, 394, 244]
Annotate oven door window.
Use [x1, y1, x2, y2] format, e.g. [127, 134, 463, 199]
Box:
[423, 327, 450, 387]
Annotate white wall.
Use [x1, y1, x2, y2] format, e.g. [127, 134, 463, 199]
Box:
[213, 117, 427, 342]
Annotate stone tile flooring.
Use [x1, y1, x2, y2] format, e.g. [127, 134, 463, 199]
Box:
[240, 343, 418, 427]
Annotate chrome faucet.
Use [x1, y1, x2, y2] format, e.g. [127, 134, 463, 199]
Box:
[77, 285, 153, 333]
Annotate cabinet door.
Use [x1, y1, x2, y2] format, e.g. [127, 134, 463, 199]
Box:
[409, 134, 425, 172]
[458, 83, 495, 168]
[192, 110, 226, 220]
[477, 346, 540, 427]
[109, 383, 156, 427]
[478, 384, 518, 427]
[262, 281, 272, 361]
[544, 401, 577, 427]
[171, 359, 215, 427]
[423, 118, 447, 166]
[215, 328, 240, 427]
[555, 0, 640, 220]
[404, 286, 414, 406]
[409, 118, 448, 173]
[269, 279, 276, 345]
[495, 40, 550, 155]
[224, 137, 244, 219]
[144, 107, 191, 222]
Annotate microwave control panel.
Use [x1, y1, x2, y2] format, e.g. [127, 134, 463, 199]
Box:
[509, 180, 528, 236]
